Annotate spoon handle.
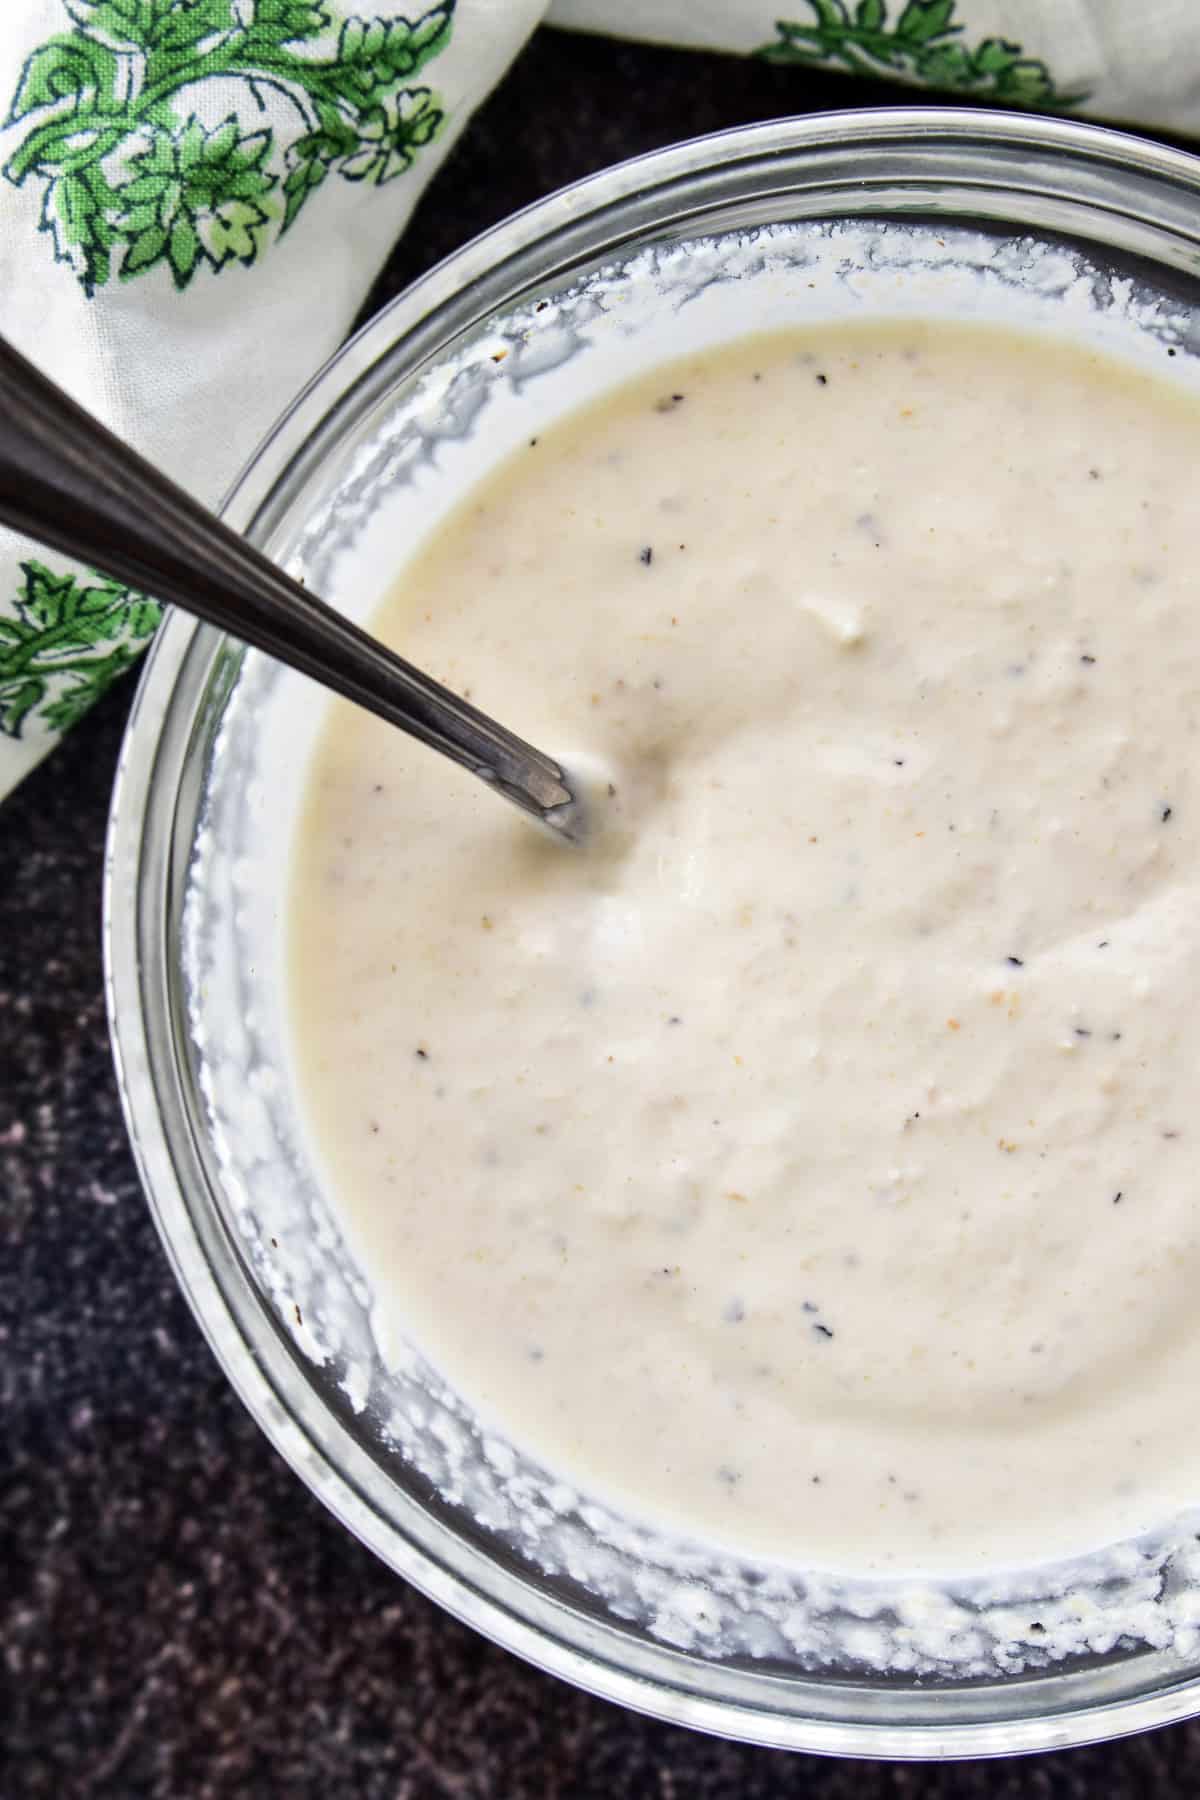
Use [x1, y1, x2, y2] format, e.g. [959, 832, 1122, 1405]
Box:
[0, 335, 575, 827]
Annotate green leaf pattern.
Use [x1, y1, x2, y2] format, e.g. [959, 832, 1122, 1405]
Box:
[0, 3, 457, 748]
[0, 562, 161, 740]
[4, 0, 456, 294]
[756, 0, 1090, 109]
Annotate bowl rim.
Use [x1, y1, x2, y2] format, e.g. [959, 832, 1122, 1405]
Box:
[105, 105, 1200, 1758]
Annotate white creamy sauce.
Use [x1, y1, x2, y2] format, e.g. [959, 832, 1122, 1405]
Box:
[287, 320, 1200, 1579]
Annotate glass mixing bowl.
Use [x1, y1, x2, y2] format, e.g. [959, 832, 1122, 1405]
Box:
[106, 109, 1200, 1756]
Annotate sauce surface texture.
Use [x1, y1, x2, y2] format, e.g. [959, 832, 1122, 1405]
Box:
[289, 323, 1200, 1574]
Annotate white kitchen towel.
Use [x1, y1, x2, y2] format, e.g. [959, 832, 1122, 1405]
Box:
[1, 0, 1197, 801]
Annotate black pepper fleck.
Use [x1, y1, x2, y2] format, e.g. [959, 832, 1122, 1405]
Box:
[813, 1322, 834, 1340]
[1080, 653, 1096, 664]
[1113, 1191, 1123, 1204]
[415, 1047, 429, 1061]
[1162, 805, 1173, 822]
[639, 546, 653, 566]
[1007, 955, 1024, 967]
[815, 372, 828, 386]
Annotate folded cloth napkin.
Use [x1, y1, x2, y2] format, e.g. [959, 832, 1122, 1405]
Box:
[1, 0, 1197, 804]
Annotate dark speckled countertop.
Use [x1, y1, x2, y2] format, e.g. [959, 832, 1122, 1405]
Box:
[6, 27, 1200, 1796]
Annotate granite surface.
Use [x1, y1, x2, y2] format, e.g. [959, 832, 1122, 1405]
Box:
[5, 24, 1200, 1797]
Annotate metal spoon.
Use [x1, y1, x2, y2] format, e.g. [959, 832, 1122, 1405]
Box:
[0, 335, 583, 840]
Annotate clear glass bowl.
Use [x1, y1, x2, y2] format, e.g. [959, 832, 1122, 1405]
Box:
[106, 109, 1200, 1757]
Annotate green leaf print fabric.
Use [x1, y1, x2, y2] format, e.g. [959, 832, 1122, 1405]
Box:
[1, 0, 1197, 801]
[0, 0, 537, 797]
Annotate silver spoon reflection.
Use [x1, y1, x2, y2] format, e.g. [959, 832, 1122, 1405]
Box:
[0, 335, 586, 843]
